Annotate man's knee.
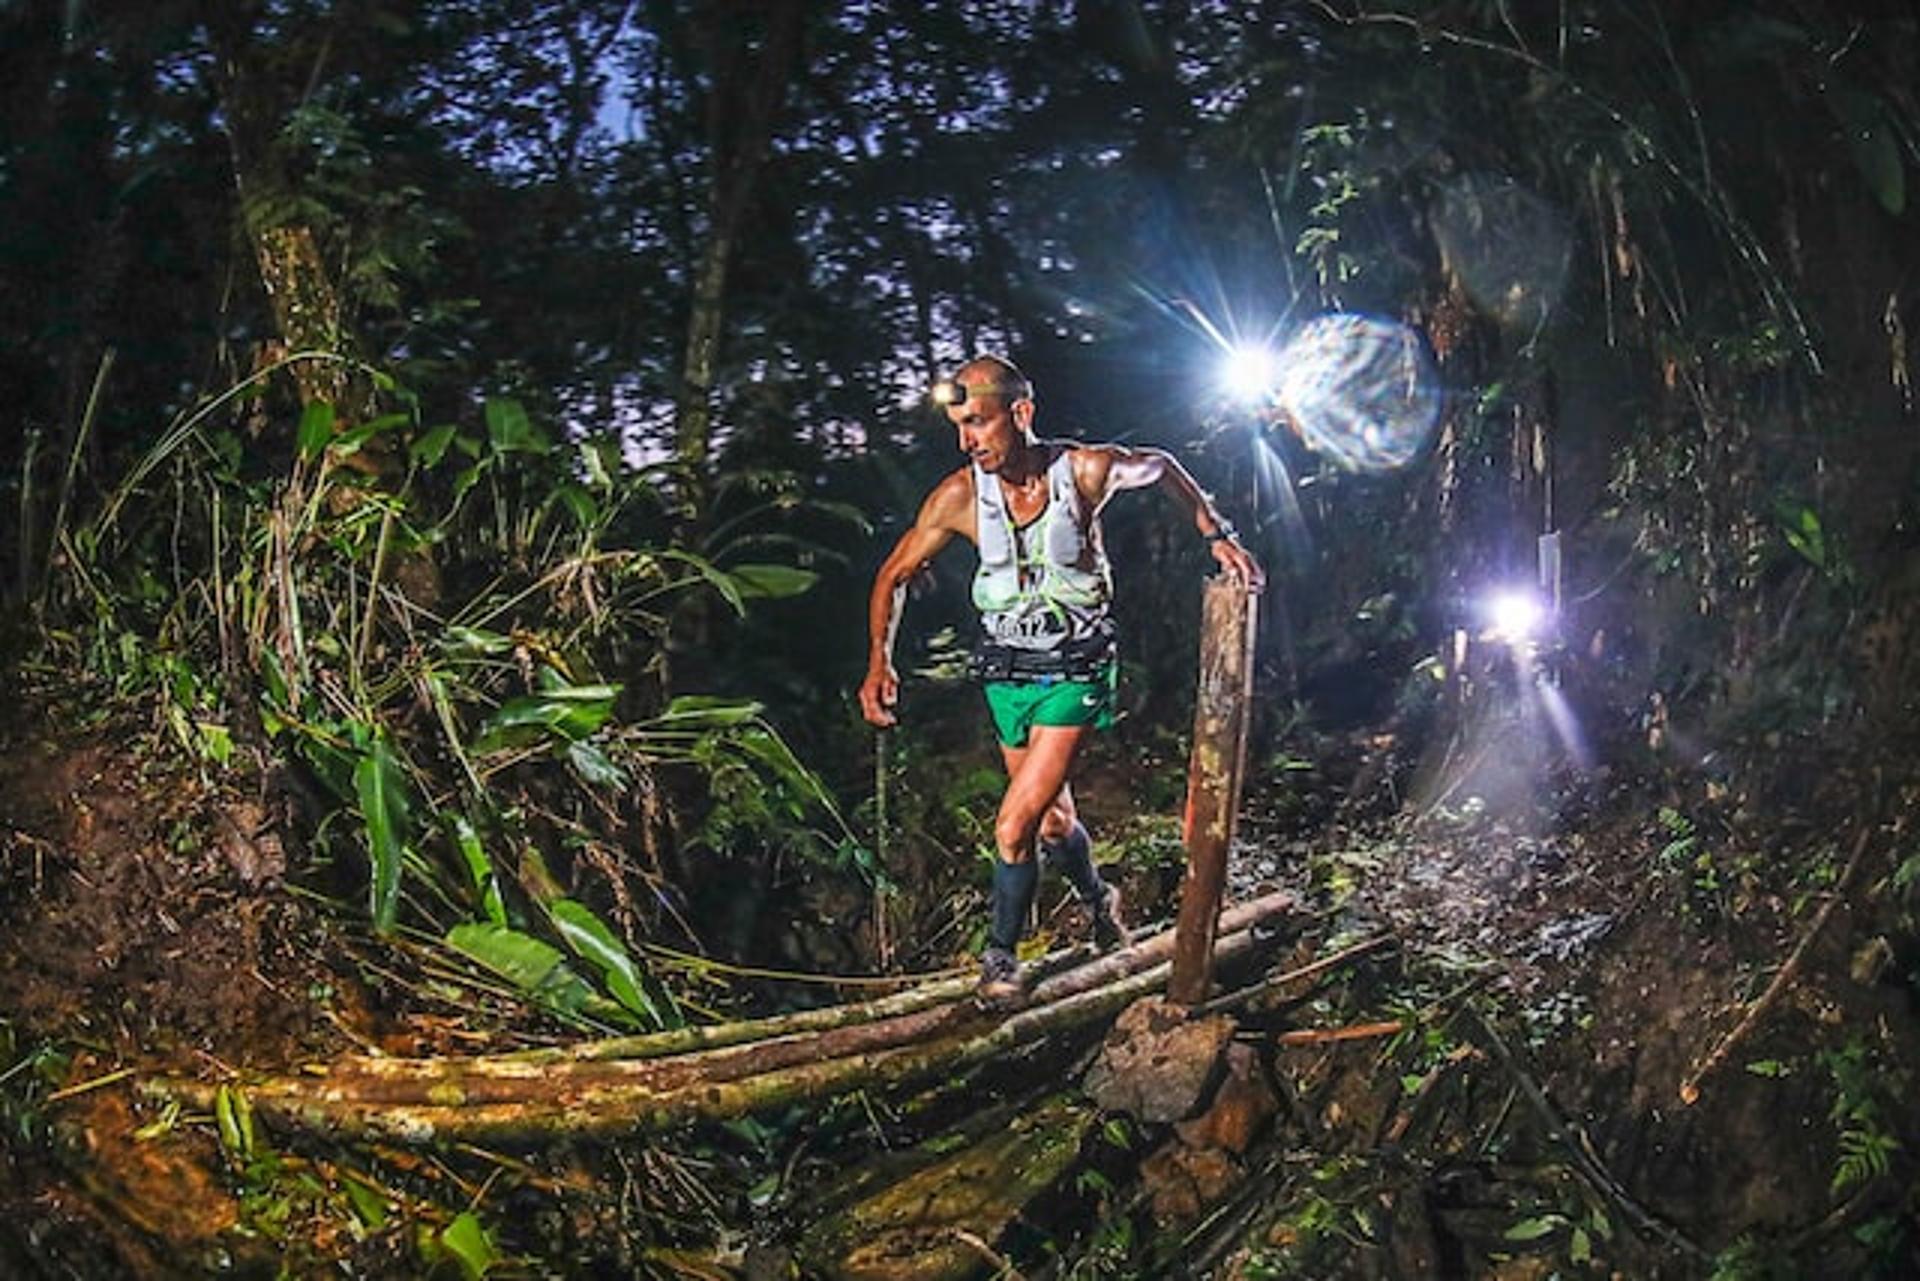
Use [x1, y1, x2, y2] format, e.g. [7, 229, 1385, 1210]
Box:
[1037, 805, 1073, 845]
[994, 805, 1042, 861]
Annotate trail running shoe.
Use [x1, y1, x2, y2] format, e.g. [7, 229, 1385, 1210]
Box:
[1091, 882, 1131, 951]
[976, 946, 1023, 1005]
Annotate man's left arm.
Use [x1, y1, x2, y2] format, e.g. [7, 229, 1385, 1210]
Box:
[1084, 446, 1264, 591]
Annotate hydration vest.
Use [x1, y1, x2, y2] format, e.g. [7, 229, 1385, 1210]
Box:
[971, 446, 1113, 653]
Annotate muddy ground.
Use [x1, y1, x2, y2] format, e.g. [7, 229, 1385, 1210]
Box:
[1, 666, 1917, 1278]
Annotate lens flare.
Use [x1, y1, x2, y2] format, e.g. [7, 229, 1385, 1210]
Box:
[1221, 344, 1279, 403]
[1274, 315, 1440, 472]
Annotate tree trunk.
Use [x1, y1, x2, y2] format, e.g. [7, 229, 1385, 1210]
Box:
[202, 2, 356, 416]
[672, 0, 806, 522]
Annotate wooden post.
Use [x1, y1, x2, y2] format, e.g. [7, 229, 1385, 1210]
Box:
[1170, 577, 1258, 1006]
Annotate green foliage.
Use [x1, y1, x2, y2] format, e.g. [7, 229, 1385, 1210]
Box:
[547, 898, 665, 1026]
[483, 398, 550, 457]
[1291, 115, 1373, 297]
[214, 1084, 258, 1166]
[1503, 1213, 1566, 1242]
[1822, 1040, 1903, 1197]
[1654, 806, 1732, 919]
[48, 356, 852, 1027]
[432, 1211, 500, 1281]
[445, 922, 642, 1031]
[449, 815, 506, 926]
[353, 734, 414, 935]
[1894, 852, 1920, 898]
[471, 672, 620, 754]
[1708, 1235, 1768, 1281]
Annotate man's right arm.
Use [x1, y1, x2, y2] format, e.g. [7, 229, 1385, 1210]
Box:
[859, 473, 969, 727]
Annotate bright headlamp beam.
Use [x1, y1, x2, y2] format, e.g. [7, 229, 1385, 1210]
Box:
[1221, 344, 1278, 403]
[1485, 589, 1545, 642]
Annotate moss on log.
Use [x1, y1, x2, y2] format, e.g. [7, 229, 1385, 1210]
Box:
[144, 894, 1295, 1144]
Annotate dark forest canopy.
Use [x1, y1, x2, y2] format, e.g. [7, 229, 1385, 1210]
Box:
[8, 0, 1918, 725]
[3, 1, 1920, 1276]
[4, 1, 1901, 461]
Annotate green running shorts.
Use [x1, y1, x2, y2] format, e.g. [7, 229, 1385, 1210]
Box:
[983, 665, 1117, 747]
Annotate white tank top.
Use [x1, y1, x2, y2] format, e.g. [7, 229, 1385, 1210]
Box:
[971, 446, 1113, 652]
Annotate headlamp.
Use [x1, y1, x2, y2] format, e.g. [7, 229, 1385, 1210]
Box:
[929, 377, 1032, 408]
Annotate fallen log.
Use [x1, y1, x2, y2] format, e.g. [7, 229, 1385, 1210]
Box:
[147, 900, 1293, 1145]
[203, 890, 1299, 1112]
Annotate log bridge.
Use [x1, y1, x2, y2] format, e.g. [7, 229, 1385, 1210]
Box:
[149, 893, 1294, 1144]
[149, 576, 1268, 1142]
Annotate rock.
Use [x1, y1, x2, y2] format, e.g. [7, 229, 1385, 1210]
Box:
[1084, 996, 1237, 1122]
[215, 799, 285, 885]
[1140, 1140, 1242, 1225]
[1173, 1043, 1277, 1155]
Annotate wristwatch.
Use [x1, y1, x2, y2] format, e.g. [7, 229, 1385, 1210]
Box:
[1204, 519, 1238, 545]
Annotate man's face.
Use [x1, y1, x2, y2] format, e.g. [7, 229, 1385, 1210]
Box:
[946, 382, 1032, 473]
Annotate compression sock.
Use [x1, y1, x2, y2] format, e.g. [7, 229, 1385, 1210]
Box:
[989, 857, 1039, 952]
[1040, 821, 1105, 905]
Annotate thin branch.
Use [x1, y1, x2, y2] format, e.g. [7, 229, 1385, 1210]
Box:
[1679, 826, 1876, 1104]
[1466, 1003, 1708, 1260]
[1275, 1019, 1403, 1046]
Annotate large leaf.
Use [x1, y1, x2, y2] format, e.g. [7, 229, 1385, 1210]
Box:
[548, 899, 658, 1025]
[472, 679, 620, 753]
[657, 549, 746, 616]
[452, 459, 489, 503]
[445, 922, 631, 1027]
[725, 562, 819, 599]
[484, 397, 551, 455]
[566, 739, 628, 789]
[450, 815, 505, 925]
[1504, 1215, 1566, 1242]
[551, 482, 600, 528]
[354, 737, 413, 933]
[330, 412, 409, 457]
[650, 695, 765, 730]
[296, 400, 336, 460]
[410, 423, 457, 466]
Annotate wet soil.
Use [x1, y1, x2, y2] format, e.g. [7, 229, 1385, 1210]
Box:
[2, 667, 1917, 1276]
[1217, 689, 1920, 1276]
[0, 698, 357, 1276]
